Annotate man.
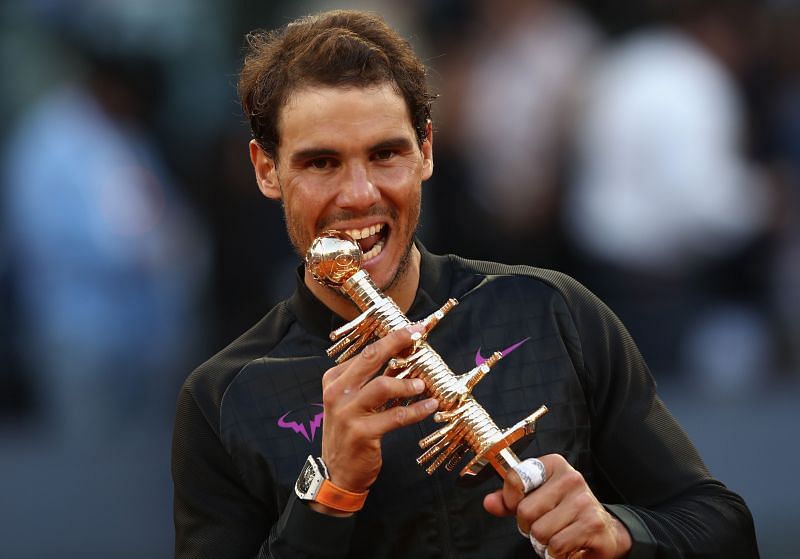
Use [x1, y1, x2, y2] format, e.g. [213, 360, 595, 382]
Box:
[172, 10, 759, 558]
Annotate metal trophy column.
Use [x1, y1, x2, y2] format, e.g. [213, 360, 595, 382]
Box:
[306, 231, 548, 479]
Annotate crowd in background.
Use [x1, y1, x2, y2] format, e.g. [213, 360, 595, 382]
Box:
[425, 0, 798, 391]
[0, 0, 798, 557]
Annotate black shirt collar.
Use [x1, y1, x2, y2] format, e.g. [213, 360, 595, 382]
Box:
[287, 240, 452, 340]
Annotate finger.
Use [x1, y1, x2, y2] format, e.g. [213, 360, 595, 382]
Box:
[537, 454, 570, 480]
[520, 459, 593, 551]
[516, 478, 566, 538]
[539, 490, 616, 558]
[531, 484, 595, 547]
[356, 376, 427, 410]
[528, 503, 578, 555]
[512, 458, 547, 494]
[483, 489, 515, 517]
[500, 468, 527, 513]
[333, 326, 423, 390]
[489, 460, 547, 524]
[322, 361, 349, 389]
[514, 457, 573, 534]
[529, 535, 549, 559]
[542, 521, 590, 559]
[518, 454, 572, 511]
[360, 396, 439, 436]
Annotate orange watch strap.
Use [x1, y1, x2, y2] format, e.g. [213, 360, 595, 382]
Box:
[315, 479, 369, 513]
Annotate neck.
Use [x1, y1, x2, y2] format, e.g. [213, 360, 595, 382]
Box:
[304, 245, 422, 321]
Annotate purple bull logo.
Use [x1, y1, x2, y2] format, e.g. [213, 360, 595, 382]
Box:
[277, 403, 324, 442]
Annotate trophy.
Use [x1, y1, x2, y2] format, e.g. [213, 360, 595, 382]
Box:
[305, 231, 548, 480]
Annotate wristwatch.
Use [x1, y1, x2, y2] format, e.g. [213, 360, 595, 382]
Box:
[295, 455, 369, 513]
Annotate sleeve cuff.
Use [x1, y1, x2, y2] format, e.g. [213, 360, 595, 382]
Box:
[270, 492, 357, 558]
[604, 504, 657, 559]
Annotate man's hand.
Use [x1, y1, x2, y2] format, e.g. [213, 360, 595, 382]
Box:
[319, 325, 439, 498]
[483, 454, 632, 559]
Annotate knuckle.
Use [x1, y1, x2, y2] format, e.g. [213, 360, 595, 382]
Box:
[585, 513, 605, 533]
[584, 504, 606, 528]
[321, 366, 339, 387]
[546, 533, 567, 555]
[322, 387, 336, 406]
[360, 343, 378, 361]
[573, 489, 595, 510]
[410, 401, 429, 421]
[548, 452, 568, 468]
[392, 327, 416, 348]
[392, 406, 409, 426]
[406, 378, 425, 393]
[563, 468, 585, 489]
[371, 375, 392, 392]
[529, 523, 547, 543]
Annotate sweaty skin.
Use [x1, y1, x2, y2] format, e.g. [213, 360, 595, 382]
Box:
[249, 84, 434, 321]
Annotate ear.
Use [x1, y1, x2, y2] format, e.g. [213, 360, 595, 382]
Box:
[249, 139, 282, 200]
[421, 120, 434, 181]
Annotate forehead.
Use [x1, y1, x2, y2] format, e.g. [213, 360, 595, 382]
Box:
[277, 84, 414, 150]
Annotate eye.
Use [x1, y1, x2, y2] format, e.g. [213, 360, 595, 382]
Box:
[306, 157, 338, 170]
[372, 149, 395, 161]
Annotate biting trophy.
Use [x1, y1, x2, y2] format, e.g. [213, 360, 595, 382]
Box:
[305, 231, 548, 480]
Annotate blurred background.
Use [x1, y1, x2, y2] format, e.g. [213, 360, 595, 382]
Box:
[1, 0, 798, 557]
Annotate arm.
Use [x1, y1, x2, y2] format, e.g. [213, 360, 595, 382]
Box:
[571, 278, 758, 558]
[172, 385, 357, 559]
[313, 325, 439, 508]
[484, 273, 758, 558]
[172, 326, 438, 558]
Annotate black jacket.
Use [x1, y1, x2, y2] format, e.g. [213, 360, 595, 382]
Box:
[172, 244, 759, 558]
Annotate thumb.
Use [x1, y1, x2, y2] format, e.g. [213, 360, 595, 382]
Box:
[483, 489, 514, 517]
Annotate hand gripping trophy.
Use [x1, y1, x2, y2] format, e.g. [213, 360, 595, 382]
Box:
[306, 231, 549, 482]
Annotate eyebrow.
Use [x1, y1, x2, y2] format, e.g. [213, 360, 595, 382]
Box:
[289, 147, 339, 165]
[369, 137, 415, 153]
[288, 136, 416, 165]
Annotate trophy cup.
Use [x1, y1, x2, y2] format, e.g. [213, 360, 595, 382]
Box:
[305, 231, 548, 480]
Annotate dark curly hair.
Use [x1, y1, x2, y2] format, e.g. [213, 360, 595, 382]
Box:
[239, 10, 435, 160]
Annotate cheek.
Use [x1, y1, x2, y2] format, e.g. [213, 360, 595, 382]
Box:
[282, 178, 326, 223]
[282, 192, 320, 245]
[373, 162, 419, 184]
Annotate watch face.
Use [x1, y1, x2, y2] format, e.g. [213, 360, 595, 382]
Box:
[297, 460, 316, 494]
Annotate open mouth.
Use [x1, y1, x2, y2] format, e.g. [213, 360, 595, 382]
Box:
[343, 223, 387, 261]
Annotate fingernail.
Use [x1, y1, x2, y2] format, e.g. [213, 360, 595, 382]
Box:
[412, 379, 425, 392]
[407, 323, 426, 334]
[424, 398, 439, 411]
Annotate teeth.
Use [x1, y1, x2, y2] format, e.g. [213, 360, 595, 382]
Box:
[344, 223, 384, 240]
[362, 239, 384, 261]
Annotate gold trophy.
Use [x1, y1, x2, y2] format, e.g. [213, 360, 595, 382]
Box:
[306, 231, 548, 480]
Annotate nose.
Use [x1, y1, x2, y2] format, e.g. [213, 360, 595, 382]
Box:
[336, 163, 380, 210]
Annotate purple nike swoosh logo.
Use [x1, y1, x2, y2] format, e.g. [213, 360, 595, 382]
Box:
[475, 337, 531, 366]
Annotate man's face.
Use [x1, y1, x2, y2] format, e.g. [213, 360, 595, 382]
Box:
[251, 84, 433, 292]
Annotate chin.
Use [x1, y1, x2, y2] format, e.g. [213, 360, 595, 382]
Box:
[365, 240, 414, 293]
